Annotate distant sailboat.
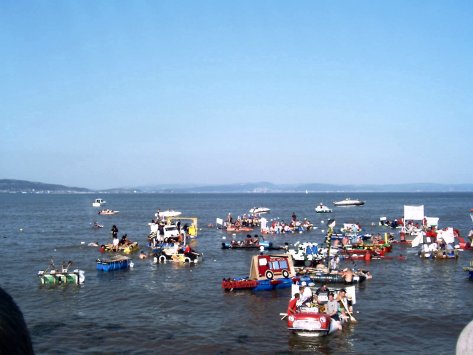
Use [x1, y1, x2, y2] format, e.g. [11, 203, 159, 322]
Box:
[305, 190, 308, 194]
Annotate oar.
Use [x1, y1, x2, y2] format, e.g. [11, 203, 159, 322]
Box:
[340, 298, 357, 323]
[280, 313, 288, 320]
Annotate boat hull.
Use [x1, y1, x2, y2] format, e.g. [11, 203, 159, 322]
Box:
[333, 199, 364, 207]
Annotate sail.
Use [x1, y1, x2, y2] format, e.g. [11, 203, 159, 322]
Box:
[404, 205, 424, 221]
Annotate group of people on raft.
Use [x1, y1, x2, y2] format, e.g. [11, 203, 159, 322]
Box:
[287, 282, 353, 323]
[225, 213, 261, 230]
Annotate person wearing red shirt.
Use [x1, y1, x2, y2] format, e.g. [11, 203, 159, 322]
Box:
[287, 293, 300, 315]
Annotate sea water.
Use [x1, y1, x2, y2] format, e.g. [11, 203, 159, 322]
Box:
[1, 192, 472, 354]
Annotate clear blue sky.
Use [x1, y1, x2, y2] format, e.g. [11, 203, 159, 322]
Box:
[1, 1, 472, 189]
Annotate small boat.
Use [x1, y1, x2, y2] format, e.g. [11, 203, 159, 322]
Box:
[222, 254, 296, 291]
[38, 261, 85, 285]
[92, 198, 106, 207]
[283, 284, 356, 336]
[315, 203, 332, 213]
[249, 207, 271, 215]
[333, 198, 365, 207]
[158, 210, 182, 218]
[96, 255, 132, 272]
[98, 209, 119, 215]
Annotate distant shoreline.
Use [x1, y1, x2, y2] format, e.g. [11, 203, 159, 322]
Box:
[1, 179, 473, 194]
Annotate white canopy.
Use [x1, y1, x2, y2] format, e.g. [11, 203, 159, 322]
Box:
[404, 205, 424, 221]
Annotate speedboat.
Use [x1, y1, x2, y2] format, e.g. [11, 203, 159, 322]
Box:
[333, 198, 365, 207]
[158, 210, 182, 218]
[249, 207, 271, 215]
[315, 203, 332, 213]
[98, 209, 119, 215]
[92, 198, 106, 207]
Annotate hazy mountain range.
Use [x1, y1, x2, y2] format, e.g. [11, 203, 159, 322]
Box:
[1, 179, 473, 193]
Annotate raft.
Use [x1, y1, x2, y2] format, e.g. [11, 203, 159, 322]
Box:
[38, 269, 85, 285]
[96, 255, 132, 272]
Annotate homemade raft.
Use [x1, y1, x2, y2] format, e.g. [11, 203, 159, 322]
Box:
[38, 261, 85, 285]
[96, 255, 132, 272]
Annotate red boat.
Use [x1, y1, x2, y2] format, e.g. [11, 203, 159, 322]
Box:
[287, 310, 342, 336]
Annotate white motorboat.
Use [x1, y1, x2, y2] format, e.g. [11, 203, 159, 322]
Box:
[315, 203, 332, 213]
[158, 210, 182, 218]
[249, 207, 271, 215]
[333, 198, 364, 207]
[92, 198, 106, 207]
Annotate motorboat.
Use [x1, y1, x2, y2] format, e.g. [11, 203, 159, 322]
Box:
[98, 209, 119, 215]
[249, 207, 271, 215]
[157, 210, 182, 218]
[315, 203, 332, 213]
[333, 198, 365, 207]
[92, 198, 106, 207]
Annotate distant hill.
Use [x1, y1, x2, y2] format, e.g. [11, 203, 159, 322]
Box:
[1, 179, 473, 193]
[0, 179, 92, 193]
[135, 181, 473, 193]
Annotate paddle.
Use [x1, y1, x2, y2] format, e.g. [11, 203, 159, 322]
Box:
[280, 313, 288, 320]
[340, 298, 357, 323]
